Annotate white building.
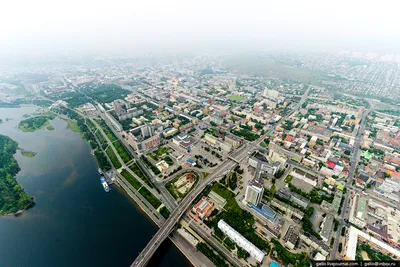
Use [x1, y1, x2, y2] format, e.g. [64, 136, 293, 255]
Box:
[291, 169, 317, 187]
[344, 226, 400, 260]
[245, 180, 264, 205]
[218, 220, 265, 263]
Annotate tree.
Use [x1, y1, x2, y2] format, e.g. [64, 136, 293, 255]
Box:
[274, 169, 285, 179]
[341, 226, 346, 236]
[271, 184, 276, 195]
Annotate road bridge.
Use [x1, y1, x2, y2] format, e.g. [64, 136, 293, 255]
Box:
[130, 145, 252, 267]
[227, 156, 241, 164]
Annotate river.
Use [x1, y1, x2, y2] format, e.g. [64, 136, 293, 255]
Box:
[0, 106, 191, 267]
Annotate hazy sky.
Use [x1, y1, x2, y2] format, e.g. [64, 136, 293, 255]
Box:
[1, 0, 400, 57]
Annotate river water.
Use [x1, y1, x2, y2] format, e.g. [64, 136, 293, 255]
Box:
[0, 106, 191, 267]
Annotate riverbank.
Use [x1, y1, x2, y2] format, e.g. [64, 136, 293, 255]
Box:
[0, 134, 35, 215]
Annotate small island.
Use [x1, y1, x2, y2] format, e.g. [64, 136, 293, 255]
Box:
[18, 114, 55, 132]
[0, 134, 34, 215]
[19, 148, 37, 158]
[46, 125, 55, 131]
[0, 119, 2, 124]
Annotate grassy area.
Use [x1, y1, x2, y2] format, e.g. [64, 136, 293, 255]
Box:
[228, 95, 246, 102]
[164, 156, 174, 165]
[106, 147, 121, 169]
[86, 119, 97, 132]
[99, 120, 117, 142]
[65, 119, 81, 134]
[121, 169, 142, 190]
[129, 163, 152, 186]
[159, 206, 170, 219]
[148, 146, 168, 161]
[94, 149, 111, 171]
[165, 182, 179, 199]
[138, 187, 161, 209]
[94, 129, 107, 145]
[113, 140, 131, 163]
[210, 182, 241, 212]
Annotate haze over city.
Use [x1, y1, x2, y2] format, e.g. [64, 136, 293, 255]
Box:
[1, 0, 400, 57]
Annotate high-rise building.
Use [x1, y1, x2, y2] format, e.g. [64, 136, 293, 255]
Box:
[126, 125, 160, 154]
[263, 89, 279, 99]
[245, 178, 264, 205]
[114, 100, 124, 116]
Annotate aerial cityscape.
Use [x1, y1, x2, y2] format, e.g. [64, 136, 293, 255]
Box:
[1, 1, 400, 267]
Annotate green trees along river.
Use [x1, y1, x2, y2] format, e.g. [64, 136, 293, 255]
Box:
[0, 134, 34, 215]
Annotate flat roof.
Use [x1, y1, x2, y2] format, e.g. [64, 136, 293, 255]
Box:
[218, 220, 265, 262]
[345, 226, 400, 260]
[356, 197, 367, 219]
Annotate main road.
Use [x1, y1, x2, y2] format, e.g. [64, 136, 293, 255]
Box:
[330, 107, 370, 260]
[131, 148, 245, 266]
[131, 133, 266, 267]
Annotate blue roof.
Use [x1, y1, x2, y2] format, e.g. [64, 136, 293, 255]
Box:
[251, 204, 277, 222]
[187, 158, 195, 164]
